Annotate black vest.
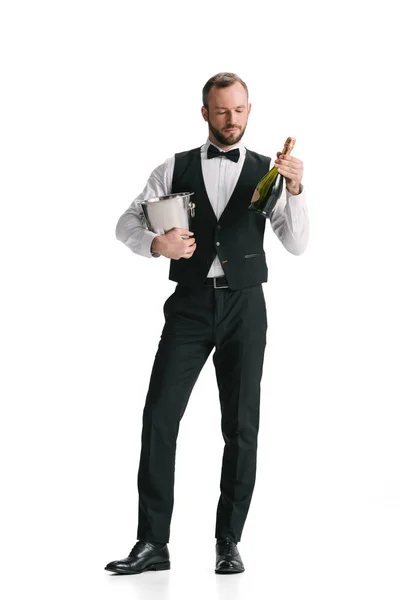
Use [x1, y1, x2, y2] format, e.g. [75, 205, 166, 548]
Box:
[170, 146, 271, 290]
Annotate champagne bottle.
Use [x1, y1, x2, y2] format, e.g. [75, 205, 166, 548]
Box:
[248, 137, 296, 218]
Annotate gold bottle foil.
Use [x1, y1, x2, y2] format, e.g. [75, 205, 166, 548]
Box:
[281, 137, 296, 155]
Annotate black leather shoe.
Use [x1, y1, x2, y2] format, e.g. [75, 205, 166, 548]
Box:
[105, 541, 170, 574]
[215, 537, 245, 574]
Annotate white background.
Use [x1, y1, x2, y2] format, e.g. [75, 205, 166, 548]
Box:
[1, 1, 399, 599]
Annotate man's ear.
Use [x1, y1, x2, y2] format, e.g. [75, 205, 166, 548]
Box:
[247, 103, 252, 116]
[201, 106, 209, 122]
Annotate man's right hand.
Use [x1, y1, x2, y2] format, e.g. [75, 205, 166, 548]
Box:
[151, 228, 196, 260]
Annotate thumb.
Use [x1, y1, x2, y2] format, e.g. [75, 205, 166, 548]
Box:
[174, 228, 194, 236]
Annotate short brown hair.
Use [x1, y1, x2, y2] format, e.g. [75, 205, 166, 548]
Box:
[202, 72, 248, 109]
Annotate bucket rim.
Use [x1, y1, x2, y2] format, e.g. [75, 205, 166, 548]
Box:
[140, 192, 194, 205]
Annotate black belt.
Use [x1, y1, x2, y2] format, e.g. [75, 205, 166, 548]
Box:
[204, 276, 229, 289]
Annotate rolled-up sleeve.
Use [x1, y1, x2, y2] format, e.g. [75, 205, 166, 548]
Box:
[116, 156, 174, 258]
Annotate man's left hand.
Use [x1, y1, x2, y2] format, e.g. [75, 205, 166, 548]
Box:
[275, 152, 304, 196]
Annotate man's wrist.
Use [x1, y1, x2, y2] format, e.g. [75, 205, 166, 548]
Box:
[286, 185, 301, 195]
[286, 183, 303, 196]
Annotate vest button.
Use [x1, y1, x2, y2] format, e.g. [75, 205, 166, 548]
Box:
[217, 225, 221, 230]
[216, 242, 220, 246]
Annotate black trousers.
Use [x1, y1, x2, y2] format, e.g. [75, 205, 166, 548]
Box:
[136, 282, 267, 543]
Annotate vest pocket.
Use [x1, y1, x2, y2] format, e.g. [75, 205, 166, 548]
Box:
[244, 252, 265, 259]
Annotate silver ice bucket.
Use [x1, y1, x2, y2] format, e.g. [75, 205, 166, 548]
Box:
[140, 192, 195, 235]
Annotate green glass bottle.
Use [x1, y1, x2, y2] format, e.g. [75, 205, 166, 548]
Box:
[248, 137, 296, 218]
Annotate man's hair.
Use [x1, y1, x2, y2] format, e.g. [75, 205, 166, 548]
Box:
[202, 72, 248, 110]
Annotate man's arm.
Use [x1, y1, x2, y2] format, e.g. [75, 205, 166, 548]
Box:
[270, 184, 309, 255]
[115, 156, 174, 258]
[269, 152, 309, 255]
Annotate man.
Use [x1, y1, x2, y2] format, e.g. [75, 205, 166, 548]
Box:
[105, 72, 309, 575]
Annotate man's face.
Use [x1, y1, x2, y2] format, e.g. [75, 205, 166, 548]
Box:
[201, 82, 251, 149]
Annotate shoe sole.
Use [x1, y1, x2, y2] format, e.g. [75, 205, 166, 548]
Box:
[215, 567, 245, 574]
[105, 561, 171, 574]
[215, 570, 244, 574]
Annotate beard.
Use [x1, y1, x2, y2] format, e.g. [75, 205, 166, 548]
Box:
[208, 117, 247, 147]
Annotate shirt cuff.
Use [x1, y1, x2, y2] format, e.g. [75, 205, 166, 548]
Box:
[144, 230, 161, 258]
[286, 184, 306, 208]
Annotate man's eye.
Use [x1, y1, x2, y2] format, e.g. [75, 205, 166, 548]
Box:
[217, 112, 226, 115]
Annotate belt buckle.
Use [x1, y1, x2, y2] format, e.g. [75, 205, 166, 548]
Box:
[213, 277, 228, 289]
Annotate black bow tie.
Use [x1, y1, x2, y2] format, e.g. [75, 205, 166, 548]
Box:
[207, 145, 240, 163]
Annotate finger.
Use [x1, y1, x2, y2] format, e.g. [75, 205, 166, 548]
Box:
[276, 156, 302, 167]
[175, 228, 194, 236]
[276, 155, 301, 164]
[275, 160, 302, 173]
[276, 168, 301, 181]
[184, 243, 196, 255]
[275, 164, 300, 176]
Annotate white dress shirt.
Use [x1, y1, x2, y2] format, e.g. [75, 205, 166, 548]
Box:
[116, 138, 309, 276]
